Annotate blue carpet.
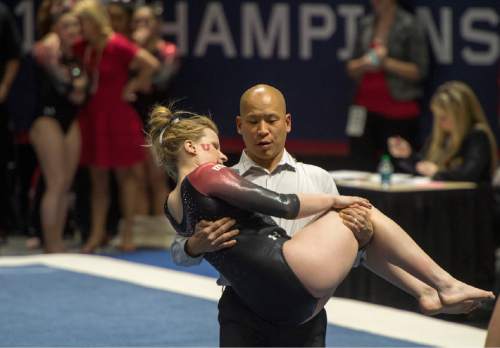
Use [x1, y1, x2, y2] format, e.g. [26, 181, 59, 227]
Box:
[107, 250, 426, 347]
[0, 265, 219, 346]
[1, 255, 426, 346]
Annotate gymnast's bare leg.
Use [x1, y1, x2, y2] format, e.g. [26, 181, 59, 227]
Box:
[283, 209, 494, 319]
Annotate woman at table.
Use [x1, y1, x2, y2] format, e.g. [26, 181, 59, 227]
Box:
[388, 81, 497, 183]
[150, 105, 493, 326]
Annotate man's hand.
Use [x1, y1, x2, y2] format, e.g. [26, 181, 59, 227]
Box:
[339, 204, 374, 249]
[185, 217, 239, 257]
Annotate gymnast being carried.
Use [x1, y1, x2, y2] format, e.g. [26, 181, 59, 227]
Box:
[149, 106, 494, 326]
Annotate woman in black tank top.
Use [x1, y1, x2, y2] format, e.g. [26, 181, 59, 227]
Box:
[30, 2, 89, 253]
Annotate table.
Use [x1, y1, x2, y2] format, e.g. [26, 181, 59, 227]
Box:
[333, 175, 496, 312]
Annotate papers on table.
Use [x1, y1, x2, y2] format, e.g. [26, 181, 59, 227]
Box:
[329, 170, 431, 185]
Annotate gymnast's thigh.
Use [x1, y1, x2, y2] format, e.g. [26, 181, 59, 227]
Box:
[284, 211, 358, 298]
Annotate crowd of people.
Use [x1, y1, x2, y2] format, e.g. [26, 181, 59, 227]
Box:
[1, 0, 179, 252]
[0, 0, 496, 251]
[0, 0, 499, 346]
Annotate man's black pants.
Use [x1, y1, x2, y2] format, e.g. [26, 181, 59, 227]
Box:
[218, 286, 327, 347]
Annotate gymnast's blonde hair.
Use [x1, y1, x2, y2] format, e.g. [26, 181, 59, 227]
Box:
[148, 105, 218, 180]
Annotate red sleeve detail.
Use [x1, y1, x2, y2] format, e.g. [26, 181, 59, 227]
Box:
[187, 163, 300, 219]
[188, 163, 235, 196]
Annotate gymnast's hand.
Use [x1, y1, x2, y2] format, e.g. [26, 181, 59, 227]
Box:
[185, 217, 240, 256]
[332, 195, 371, 210]
[339, 204, 374, 249]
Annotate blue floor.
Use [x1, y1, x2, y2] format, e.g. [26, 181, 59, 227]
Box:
[0, 265, 218, 346]
[0, 259, 426, 346]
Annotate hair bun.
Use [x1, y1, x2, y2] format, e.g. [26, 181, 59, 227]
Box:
[150, 105, 174, 124]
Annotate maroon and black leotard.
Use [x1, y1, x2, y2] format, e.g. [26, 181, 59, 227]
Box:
[164, 163, 318, 326]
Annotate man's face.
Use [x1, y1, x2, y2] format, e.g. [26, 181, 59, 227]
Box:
[236, 94, 291, 166]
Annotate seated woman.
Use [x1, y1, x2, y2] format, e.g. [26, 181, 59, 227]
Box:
[149, 106, 494, 326]
[388, 81, 497, 183]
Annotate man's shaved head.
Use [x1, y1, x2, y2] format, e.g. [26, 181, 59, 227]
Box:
[240, 84, 286, 117]
[236, 84, 291, 171]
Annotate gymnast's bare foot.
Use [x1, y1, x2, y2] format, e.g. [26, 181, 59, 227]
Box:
[437, 281, 495, 311]
[418, 288, 481, 315]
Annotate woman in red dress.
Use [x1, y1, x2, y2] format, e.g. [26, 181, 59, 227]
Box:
[73, 0, 158, 253]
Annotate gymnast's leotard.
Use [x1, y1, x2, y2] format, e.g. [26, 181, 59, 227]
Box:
[164, 162, 318, 326]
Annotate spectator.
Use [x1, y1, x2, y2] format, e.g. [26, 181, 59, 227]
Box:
[107, 0, 134, 39]
[73, 0, 158, 253]
[31, 0, 88, 252]
[0, 2, 21, 244]
[131, 4, 179, 221]
[346, 0, 428, 171]
[388, 81, 497, 183]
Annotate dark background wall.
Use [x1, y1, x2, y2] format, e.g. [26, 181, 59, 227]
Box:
[4, 0, 499, 162]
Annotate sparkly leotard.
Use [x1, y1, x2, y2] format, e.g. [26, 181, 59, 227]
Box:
[164, 163, 318, 326]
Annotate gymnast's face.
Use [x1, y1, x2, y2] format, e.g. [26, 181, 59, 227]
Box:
[237, 88, 291, 170]
[190, 128, 228, 166]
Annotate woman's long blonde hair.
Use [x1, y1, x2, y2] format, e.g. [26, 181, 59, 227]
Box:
[426, 81, 497, 176]
[73, 0, 112, 36]
[148, 105, 218, 180]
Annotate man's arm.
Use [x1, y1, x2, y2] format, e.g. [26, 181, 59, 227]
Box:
[171, 217, 239, 266]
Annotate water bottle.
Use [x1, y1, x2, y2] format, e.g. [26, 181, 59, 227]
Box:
[378, 154, 394, 189]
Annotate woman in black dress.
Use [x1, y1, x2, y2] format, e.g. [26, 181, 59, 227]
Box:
[31, 1, 88, 252]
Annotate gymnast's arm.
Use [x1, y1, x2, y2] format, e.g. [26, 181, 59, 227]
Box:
[190, 163, 369, 219]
